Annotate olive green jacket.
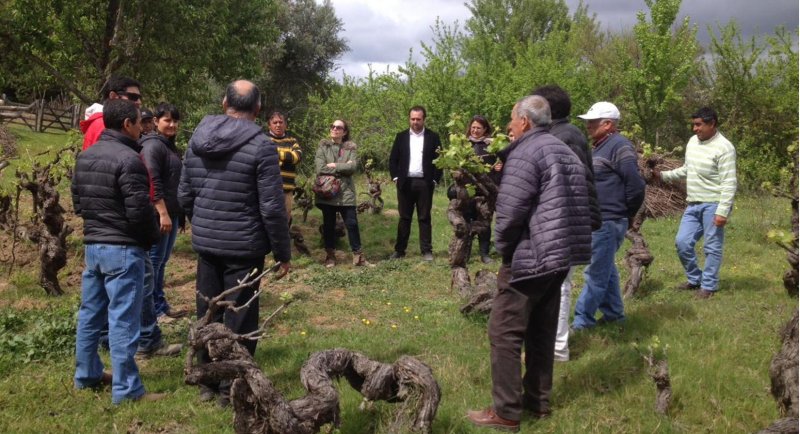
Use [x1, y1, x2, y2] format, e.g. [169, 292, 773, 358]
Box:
[314, 139, 358, 206]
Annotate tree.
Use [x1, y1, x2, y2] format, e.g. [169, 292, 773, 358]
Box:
[0, 0, 280, 107]
[258, 0, 348, 116]
[618, 0, 698, 147]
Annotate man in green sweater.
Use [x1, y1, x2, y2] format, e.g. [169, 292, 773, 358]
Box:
[654, 107, 737, 299]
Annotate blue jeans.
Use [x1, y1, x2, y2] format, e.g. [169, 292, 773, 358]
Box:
[675, 202, 725, 291]
[74, 244, 146, 404]
[573, 218, 628, 330]
[149, 222, 178, 316]
[318, 204, 362, 252]
[138, 256, 162, 352]
[98, 256, 162, 352]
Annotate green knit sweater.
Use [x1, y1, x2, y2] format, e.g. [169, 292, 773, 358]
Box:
[662, 131, 737, 217]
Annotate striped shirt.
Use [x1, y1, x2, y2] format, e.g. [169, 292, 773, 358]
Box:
[662, 131, 737, 217]
[269, 133, 302, 191]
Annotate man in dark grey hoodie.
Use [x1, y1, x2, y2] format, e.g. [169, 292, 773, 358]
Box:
[178, 80, 291, 406]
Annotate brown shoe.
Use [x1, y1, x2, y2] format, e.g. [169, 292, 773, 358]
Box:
[466, 408, 520, 432]
[324, 248, 336, 268]
[694, 289, 715, 299]
[676, 282, 701, 290]
[352, 250, 375, 267]
[100, 371, 113, 386]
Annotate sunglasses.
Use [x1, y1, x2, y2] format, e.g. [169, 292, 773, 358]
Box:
[116, 91, 141, 102]
[330, 124, 345, 131]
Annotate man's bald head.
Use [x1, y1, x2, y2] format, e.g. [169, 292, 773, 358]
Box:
[223, 79, 261, 117]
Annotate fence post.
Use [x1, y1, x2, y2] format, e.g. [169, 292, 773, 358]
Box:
[35, 99, 45, 133]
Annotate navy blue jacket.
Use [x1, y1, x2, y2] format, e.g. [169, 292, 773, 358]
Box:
[178, 115, 291, 261]
[591, 132, 645, 220]
[494, 126, 592, 283]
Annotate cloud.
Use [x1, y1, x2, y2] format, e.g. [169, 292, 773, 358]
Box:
[327, 0, 798, 79]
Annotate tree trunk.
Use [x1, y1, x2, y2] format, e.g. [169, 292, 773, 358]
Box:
[769, 312, 799, 419]
[623, 207, 653, 298]
[185, 273, 441, 433]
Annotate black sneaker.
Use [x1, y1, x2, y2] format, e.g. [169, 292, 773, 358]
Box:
[389, 251, 405, 260]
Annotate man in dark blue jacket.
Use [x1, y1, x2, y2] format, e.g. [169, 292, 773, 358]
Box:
[72, 99, 162, 404]
[388, 106, 442, 261]
[178, 80, 291, 406]
[467, 95, 592, 431]
[572, 102, 645, 330]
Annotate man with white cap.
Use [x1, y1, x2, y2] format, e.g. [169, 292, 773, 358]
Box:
[572, 102, 645, 331]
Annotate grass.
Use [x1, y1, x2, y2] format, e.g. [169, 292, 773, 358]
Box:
[0, 127, 796, 433]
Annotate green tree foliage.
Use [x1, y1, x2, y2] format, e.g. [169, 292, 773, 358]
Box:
[259, 0, 348, 116]
[618, 0, 698, 147]
[702, 23, 799, 187]
[0, 0, 280, 107]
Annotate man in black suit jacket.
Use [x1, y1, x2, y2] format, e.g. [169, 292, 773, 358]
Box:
[389, 106, 442, 261]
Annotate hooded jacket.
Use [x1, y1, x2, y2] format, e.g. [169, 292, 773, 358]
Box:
[178, 115, 291, 261]
[494, 126, 592, 283]
[71, 129, 159, 248]
[80, 110, 105, 150]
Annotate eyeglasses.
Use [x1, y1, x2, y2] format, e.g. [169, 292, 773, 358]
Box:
[116, 91, 141, 102]
[330, 124, 345, 131]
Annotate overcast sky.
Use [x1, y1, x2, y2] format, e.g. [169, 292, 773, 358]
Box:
[324, 0, 799, 79]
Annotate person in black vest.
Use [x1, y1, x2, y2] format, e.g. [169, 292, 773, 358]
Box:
[388, 106, 442, 261]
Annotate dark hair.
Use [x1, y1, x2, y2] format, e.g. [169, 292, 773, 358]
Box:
[225, 81, 261, 114]
[409, 105, 427, 119]
[103, 99, 139, 130]
[100, 76, 141, 101]
[691, 107, 718, 127]
[154, 102, 181, 121]
[268, 110, 287, 123]
[333, 119, 351, 142]
[466, 115, 492, 138]
[531, 84, 571, 119]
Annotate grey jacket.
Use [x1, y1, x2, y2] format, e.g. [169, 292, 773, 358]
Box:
[494, 126, 593, 283]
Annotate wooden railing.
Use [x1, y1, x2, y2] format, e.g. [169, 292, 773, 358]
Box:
[0, 100, 83, 133]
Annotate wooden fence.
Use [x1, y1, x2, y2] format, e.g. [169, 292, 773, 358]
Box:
[0, 99, 83, 133]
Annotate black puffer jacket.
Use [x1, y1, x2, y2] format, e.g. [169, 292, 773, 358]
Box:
[71, 129, 159, 248]
[549, 118, 602, 230]
[140, 134, 183, 218]
[178, 115, 291, 261]
[494, 126, 592, 283]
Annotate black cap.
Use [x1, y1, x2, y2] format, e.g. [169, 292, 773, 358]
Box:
[141, 108, 154, 119]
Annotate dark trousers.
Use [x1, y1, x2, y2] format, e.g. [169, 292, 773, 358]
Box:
[195, 253, 264, 358]
[318, 204, 361, 252]
[489, 265, 568, 421]
[395, 178, 434, 254]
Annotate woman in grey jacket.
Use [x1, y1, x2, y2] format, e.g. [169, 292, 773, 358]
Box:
[315, 119, 372, 267]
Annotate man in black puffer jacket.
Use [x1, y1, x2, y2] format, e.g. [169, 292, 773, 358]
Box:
[72, 99, 161, 405]
[468, 95, 592, 432]
[178, 80, 291, 406]
[532, 84, 601, 363]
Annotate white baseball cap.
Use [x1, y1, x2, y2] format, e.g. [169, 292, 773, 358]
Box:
[577, 102, 620, 120]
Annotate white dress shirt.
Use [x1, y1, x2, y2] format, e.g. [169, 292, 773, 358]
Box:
[407, 128, 425, 178]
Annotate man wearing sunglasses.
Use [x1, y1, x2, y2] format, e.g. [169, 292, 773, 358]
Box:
[81, 76, 143, 150]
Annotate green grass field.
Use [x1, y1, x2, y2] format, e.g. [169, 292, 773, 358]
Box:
[0, 126, 795, 433]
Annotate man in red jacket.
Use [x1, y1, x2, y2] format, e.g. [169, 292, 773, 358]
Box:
[80, 76, 143, 150]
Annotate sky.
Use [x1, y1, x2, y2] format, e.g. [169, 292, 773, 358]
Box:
[323, 0, 799, 79]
